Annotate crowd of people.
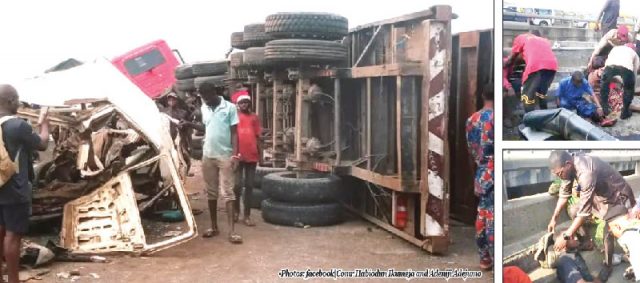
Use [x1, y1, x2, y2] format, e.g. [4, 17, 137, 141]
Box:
[503, 0, 640, 130]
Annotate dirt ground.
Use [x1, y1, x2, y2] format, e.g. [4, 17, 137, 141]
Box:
[21, 162, 493, 283]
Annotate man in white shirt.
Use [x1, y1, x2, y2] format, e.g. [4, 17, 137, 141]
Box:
[588, 25, 630, 71]
[601, 43, 640, 119]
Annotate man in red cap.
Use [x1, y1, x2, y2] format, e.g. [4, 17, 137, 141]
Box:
[588, 25, 631, 71]
[232, 90, 261, 226]
[505, 31, 558, 112]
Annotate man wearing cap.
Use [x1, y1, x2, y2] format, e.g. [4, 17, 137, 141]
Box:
[601, 43, 640, 119]
[505, 31, 558, 112]
[588, 25, 631, 71]
[231, 90, 261, 226]
[163, 92, 193, 175]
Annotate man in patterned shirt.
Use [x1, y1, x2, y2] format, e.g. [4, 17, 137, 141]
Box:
[465, 84, 494, 270]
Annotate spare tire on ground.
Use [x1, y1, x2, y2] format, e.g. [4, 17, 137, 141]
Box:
[229, 52, 244, 68]
[194, 75, 227, 89]
[261, 199, 343, 227]
[192, 60, 228, 76]
[231, 32, 250, 50]
[254, 166, 287, 188]
[242, 47, 266, 69]
[265, 12, 348, 40]
[243, 23, 273, 47]
[262, 171, 340, 203]
[174, 65, 195, 80]
[175, 78, 196, 91]
[264, 39, 347, 66]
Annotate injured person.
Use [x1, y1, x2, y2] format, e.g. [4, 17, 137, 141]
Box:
[556, 71, 606, 124]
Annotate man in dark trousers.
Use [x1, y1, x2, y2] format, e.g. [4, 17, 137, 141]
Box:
[181, 82, 242, 243]
[547, 150, 636, 281]
[0, 85, 49, 283]
[596, 0, 620, 38]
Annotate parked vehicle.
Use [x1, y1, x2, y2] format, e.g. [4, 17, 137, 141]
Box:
[503, 6, 528, 23]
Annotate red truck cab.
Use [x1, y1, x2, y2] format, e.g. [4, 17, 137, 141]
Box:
[111, 40, 180, 99]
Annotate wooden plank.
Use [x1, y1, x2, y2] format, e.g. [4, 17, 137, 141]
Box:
[350, 166, 403, 191]
[255, 82, 262, 121]
[354, 25, 384, 67]
[349, 63, 422, 78]
[366, 77, 372, 170]
[419, 21, 430, 237]
[395, 76, 403, 189]
[399, 76, 419, 182]
[350, 9, 435, 33]
[459, 31, 480, 48]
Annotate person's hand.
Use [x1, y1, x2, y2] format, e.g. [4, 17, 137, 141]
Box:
[506, 87, 515, 97]
[230, 155, 240, 171]
[587, 59, 593, 72]
[631, 206, 640, 219]
[38, 106, 49, 125]
[547, 218, 557, 232]
[594, 23, 601, 32]
[178, 121, 191, 129]
[554, 235, 568, 252]
[596, 107, 605, 118]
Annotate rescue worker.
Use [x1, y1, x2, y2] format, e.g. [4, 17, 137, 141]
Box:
[600, 43, 639, 119]
[0, 85, 50, 283]
[505, 31, 558, 112]
[181, 81, 242, 244]
[548, 150, 636, 281]
[465, 84, 494, 270]
[555, 71, 605, 122]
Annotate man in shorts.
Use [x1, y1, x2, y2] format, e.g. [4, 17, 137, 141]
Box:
[0, 85, 50, 283]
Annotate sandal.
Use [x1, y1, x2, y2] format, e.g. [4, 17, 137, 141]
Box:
[229, 232, 243, 244]
[202, 228, 219, 238]
[243, 218, 256, 227]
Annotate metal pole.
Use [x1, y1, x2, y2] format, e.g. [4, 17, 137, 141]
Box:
[334, 78, 342, 166]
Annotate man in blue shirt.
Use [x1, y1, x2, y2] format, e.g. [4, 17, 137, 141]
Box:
[182, 81, 241, 244]
[556, 71, 605, 121]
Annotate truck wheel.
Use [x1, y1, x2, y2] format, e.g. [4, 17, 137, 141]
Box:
[229, 52, 244, 68]
[243, 23, 273, 48]
[194, 75, 227, 89]
[192, 60, 228, 77]
[249, 189, 266, 209]
[253, 166, 287, 188]
[231, 32, 250, 50]
[175, 78, 196, 91]
[261, 199, 343, 227]
[265, 12, 348, 40]
[264, 39, 347, 66]
[174, 65, 195, 80]
[261, 171, 340, 203]
[242, 47, 266, 69]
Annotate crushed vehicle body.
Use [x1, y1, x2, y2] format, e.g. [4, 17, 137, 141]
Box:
[12, 59, 197, 254]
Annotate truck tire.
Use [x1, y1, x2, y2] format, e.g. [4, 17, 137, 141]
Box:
[175, 78, 196, 91]
[254, 166, 287, 188]
[249, 189, 266, 209]
[264, 39, 347, 65]
[231, 32, 250, 49]
[242, 47, 266, 68]
[265, 12, 348, 40]
[194, 75, 227, 89]
[261, 171, 340, 203]
[174, 65, 195, 80]
[229, 52, 244, 68]
[243, 23, 273, 47]
[192, 61, 228, 76]
[262, 199, 343, 227]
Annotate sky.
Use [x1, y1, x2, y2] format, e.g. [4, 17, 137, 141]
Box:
[504, 0, 640, 17]
[0, 0, 493, 82]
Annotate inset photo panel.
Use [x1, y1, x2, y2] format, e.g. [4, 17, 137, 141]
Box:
[503, 149, 640, 282]
[502, 1, 640, 141]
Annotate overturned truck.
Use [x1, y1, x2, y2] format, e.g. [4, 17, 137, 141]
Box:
[230, 6, 494, 253]
[14, 60, 196, 254]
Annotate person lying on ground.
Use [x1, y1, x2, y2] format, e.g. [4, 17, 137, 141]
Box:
[606, 209, 640, 281]
[548, 150, 636, 281]
[588, 25, 630, 71]
[505, 30, 558, 113]
[554, 235, 602, 283]
[556, 71, 606, 123]
[600, 43, 640, 119]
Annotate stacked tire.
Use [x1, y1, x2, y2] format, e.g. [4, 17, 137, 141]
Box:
[174, 61, 228, 93]
[261, 171, 343, 227]
[249, 166, 286, 209]
[263, 12, 348, 67]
